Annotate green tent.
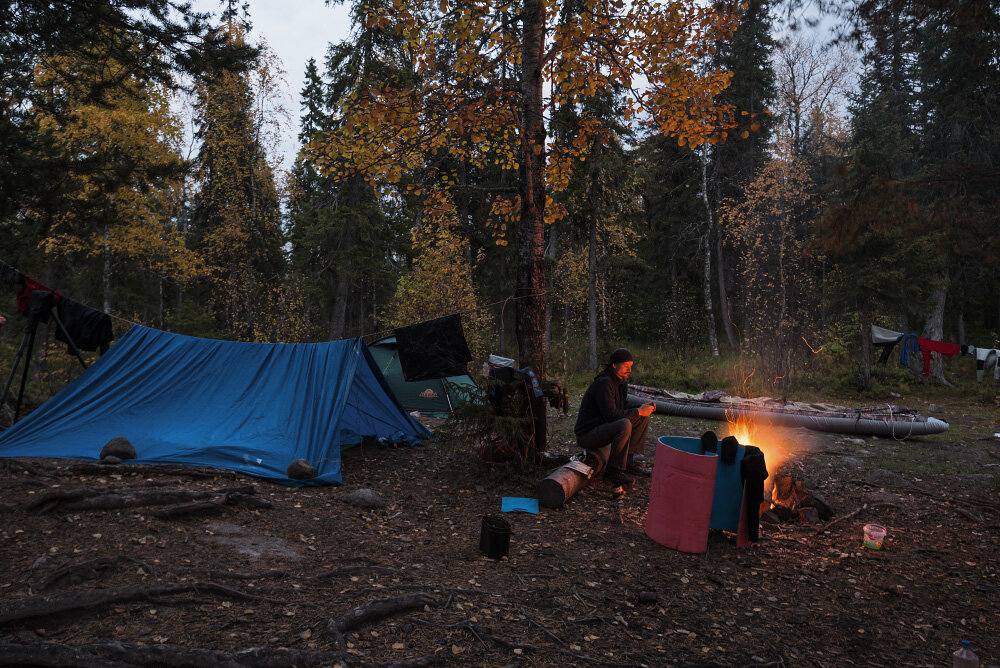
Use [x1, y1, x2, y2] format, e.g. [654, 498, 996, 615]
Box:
[368, 336, 476, 415]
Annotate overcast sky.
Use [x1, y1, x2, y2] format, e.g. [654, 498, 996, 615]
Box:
[189, 0, 354, 171]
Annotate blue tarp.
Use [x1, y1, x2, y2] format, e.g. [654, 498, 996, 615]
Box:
[0, 325, 429, 485]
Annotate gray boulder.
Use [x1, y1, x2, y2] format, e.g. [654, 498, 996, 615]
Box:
[866, 468, 914, 489]
[286, 459, 318, 480]
[101, 437, 136, 461]
[341, 488, 385, 509]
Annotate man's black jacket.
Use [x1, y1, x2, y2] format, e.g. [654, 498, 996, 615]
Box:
[574, 371, 637, 436]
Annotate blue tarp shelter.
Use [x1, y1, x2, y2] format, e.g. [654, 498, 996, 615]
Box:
[0, 325, 429, 485]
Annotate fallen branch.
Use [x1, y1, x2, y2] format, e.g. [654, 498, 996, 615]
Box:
[813, 503, 900, 536]
[956, 507, 985, 524]
[326, 593, 440, 648]
[36, 555, 157, 591]
[0, 582, 289, 626]
[25, 485, 256, 514]
[0, 641, 442, 667]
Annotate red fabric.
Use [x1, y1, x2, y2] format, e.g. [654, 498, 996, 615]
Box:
[16, 276, 55, 314]
[645, 439, 717, 554]
[917, 337, 961, 376]
[736, 486, 750, 548]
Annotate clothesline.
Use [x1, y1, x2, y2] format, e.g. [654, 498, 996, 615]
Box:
[871, 325, 999, 382]
[3, 258, 546, 346]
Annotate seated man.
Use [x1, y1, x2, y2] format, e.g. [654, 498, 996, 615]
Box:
[574, 348, 655, 486]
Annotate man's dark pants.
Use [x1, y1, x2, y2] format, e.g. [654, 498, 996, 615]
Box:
[576, 413, 650, 472]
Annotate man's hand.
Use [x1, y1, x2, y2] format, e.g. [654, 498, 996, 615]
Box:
[637, 403, 656, 417]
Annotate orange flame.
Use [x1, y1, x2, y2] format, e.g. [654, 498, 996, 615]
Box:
[725, 408, 795, 476]
[726, 366, 806, 484]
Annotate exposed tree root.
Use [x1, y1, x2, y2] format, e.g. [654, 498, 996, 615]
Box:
[0, 641, 442, 667]
[24, 485, 257, 514]
[1, 459, 53, 477]
[66, 462, 242, 479]
[0, 582, 290, 626]
[178, 564, 396, 581]
[147, 491, 271, 519]
[326, 593, 441, 648]
[36, 555, 157, 591]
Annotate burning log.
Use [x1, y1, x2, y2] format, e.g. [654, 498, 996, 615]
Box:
[766, 475, 834, 524]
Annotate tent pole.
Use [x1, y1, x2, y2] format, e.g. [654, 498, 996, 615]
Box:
[49, 310, 88, 370]
[444, 380, 455, 412]
[13, 328, 37, 423]
[0, 329, 31, 416]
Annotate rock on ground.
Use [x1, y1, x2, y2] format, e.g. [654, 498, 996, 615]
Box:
[341, 488, 385, 509]
[100, 437, 136, 460]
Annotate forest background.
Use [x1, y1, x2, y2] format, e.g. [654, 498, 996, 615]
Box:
[1, 0, 998, 418]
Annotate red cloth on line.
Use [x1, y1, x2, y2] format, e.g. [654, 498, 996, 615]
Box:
[917, 337, 961, 376]
[16, 276, 55, 314]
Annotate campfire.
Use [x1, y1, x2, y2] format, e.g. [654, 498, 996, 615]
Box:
[724, 409, 833, 525]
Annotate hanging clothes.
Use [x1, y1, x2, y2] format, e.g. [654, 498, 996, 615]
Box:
[871, 325, 903, 344]
[899, 334, 920, 367]
[54, 295, 114, 353]
[27, 290, 58, 332]
[17, 275, 56, 315]
[871, 325, 905, 365]
[916, 337, 961, 377]
[739, 445, 768, 544]
[0, 262, 17, 286]
[394, 313, 472, 382]
[973, 347, 999, 382]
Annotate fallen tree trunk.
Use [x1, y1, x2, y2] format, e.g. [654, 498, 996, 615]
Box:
[0, 641, 442, 667]
[327, 593, 440, 648]
[0, 582, 289, 626]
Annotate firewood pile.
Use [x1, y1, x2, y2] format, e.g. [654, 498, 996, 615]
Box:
[762, 475, 835, 525]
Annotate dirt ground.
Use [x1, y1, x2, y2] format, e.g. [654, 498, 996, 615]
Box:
[1, 398, 998, 667]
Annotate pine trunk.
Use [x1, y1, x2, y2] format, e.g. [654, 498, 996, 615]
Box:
[103, 224, 112, 315]
[858, 308, 872, 391]
[921, 271, 950, 385]
[716, 222, 738, 350]
[699, 148, 719, 357]
[515, 0, 547, 376]
[544, 224, 558, 368]
[588, 216, 598, 371]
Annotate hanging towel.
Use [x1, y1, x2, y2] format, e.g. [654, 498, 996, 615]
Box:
[916, 337, 961, 377]
[871, 325, 903, 344]
[899, 334, 920, 367]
